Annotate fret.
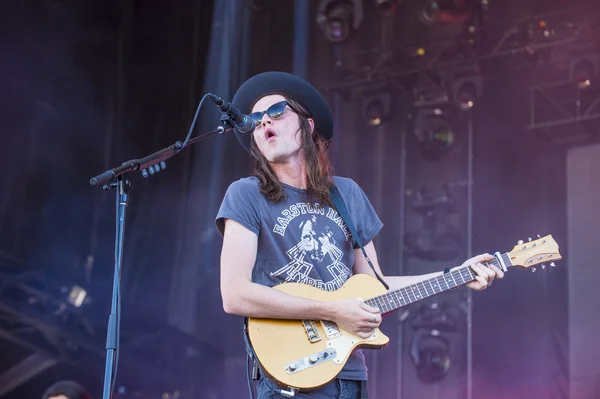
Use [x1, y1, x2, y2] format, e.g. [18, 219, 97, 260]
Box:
[385, 294, 394, 312]
[464, 268, 473, 281]
[460, 269, 469, 283]
[466, 266, 475, 281]
[374, 295, 383, 312]
[450, 272, 458, 287]
[411, 285, 421, 300]
[402, 287, 413, 303]
[441, 274, 450, 289]
[440, 277, 447, 290]
[407, 286, 415, 301]
[420, 281, 429, 297]
[427, 278, 436, 294]
[399, 289, 409, 305]
[376, 296, 386, 313]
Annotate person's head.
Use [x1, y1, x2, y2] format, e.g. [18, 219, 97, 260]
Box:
[42, 380, 91, 399]
[231, 72, 335, 204]
[249, 93, 332, 203]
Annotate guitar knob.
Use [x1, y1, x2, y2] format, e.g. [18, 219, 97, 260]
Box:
[289, 362, 297, 371]
[309, 355, 318, 364]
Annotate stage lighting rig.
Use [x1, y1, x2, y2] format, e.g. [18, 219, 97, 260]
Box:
[317, 0, 364, 43]
[414, 108, 456, 160]
[410, 302, 458, 383]
[420, 0, 474, 26]
[570, 54, 599, 90]
[362, 93, 392, 126]
[452, 75, 483, 111]
[411, 328, 452, 383]
[373, 0, 399, 16]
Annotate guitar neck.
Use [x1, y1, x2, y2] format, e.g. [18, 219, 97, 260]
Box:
[365, 253, 513, 314]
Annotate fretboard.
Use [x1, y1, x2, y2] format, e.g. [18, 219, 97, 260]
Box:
[365, 253, 512, 314]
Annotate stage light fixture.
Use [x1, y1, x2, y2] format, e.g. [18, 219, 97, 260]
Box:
[411, 328, 452, 383]
[61, 285, 88, 308]
[452, 75, 483, 111]
[420, 0, 473, 26]
[410, 302, 457, 383]
[373, 0, 398, 16]
[571, 56, 598, 90]
[362, 93, 391, 126]
[414, 108, 456, 160]
[455, 81, 476, 110]
[317, 0, 364, 43]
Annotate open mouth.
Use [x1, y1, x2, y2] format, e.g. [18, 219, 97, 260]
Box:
[265, 129, 277, 141]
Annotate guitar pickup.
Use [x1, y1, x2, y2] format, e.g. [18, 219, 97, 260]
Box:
[302, 320, 321, 343]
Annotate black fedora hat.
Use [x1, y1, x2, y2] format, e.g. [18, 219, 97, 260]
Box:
[231, 71, 333, 153]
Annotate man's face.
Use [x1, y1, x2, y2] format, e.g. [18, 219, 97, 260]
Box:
[251, 94, 308, 163]
[48, 395, 69, 399]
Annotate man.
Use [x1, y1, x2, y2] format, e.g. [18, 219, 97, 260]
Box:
[216, 71, 503, 398]
[42, 380, 92, 399]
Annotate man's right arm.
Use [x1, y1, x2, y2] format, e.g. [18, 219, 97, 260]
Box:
[219, 219, 381, 338]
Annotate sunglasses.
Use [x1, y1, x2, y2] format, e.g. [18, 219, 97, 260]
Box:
[249, 101, 291, 128]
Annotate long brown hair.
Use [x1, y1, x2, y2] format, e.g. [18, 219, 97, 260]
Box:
[250, 96, 334, 206]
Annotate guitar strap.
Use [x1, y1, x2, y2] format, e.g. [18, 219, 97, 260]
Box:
[329, 184, 389, 290]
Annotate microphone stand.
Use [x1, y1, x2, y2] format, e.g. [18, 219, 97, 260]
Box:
[90, 115, 233, 399]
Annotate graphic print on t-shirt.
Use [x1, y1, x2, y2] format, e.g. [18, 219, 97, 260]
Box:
[270, 203, 353, 291]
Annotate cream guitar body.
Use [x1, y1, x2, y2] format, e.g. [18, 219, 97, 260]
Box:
[247, 274, 389, 391]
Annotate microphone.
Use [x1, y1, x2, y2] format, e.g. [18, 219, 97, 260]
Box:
[208, 94, 255, 134]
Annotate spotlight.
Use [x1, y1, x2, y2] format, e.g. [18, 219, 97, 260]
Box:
[420, 0, 473, 26]
[61, 285, 88, 307]
[411, 329, 452, 383]
[570, 55, 598, 90]
[373, 0, 398, 16]
[453, 75, 483, 111]
[362, 93, 391, 126]
[317, 0, 364, 43]
[414, 108, 456, 160]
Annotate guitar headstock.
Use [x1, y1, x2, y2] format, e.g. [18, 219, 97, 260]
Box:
[508, 234, 562, 271]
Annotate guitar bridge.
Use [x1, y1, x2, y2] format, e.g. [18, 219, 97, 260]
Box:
[302, 320, 321, 343]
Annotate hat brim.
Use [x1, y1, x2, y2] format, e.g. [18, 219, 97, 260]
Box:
[231, 71, 333, 153]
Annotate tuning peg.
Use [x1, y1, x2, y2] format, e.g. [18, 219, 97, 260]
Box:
[550, 262, 556, 267]
[531, 267, 536, 272]
[541, 264, 546, 269]
[528, 237, 532, 242]
[537, 234, 541, 238]
[517, 240, 524, 245]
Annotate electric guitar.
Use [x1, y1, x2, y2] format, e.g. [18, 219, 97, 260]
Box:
[247, 234, 561, 392]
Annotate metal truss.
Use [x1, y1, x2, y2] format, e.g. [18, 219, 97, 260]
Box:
[527, 79, 600, 145]
[323, 4, 600, 97]
[0, 266, 222, 397]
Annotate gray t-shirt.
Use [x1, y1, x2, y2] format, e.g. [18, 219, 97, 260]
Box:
[216, 175, 383, 381]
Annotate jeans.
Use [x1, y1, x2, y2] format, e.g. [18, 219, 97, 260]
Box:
[256, 376, 368, 399]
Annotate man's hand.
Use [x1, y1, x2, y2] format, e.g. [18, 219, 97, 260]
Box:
[461, 253, 504, 291]
[329, 298, 382, 339]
